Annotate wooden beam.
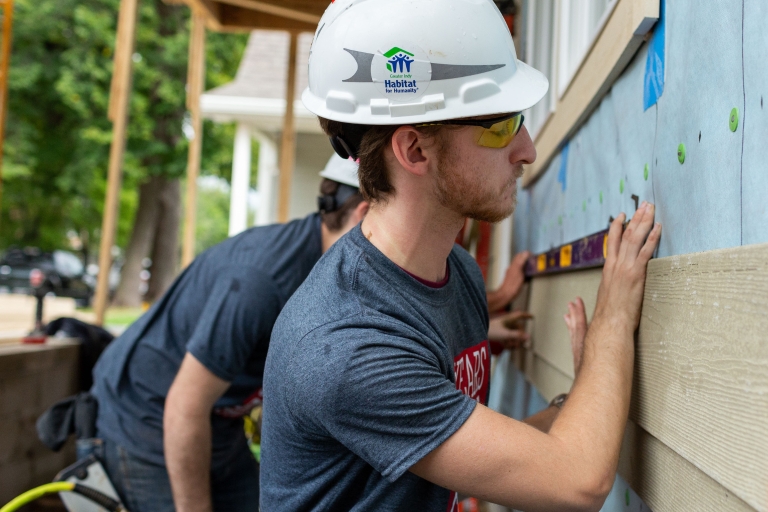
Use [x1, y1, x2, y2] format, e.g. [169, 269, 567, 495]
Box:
[181, 10, 206, 267]
[94, 0, 139, 326]
[520, 243, 768, 511]
[218, 4, 316, 32]
[0, 0, 12, 233]
[216, 0, 320, 24]
[277, 31, 298, 223]
[523, 0, 660, 187]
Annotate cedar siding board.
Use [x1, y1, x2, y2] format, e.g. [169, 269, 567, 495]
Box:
[520, 243, 767, 511]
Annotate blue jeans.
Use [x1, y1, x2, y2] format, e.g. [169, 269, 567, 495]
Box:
[78, 437, 259, 512]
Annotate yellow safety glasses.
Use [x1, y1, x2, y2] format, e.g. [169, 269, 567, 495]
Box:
[416, 113, 524, 149]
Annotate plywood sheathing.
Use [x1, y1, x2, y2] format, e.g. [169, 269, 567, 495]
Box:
[520, 243, 768, 511]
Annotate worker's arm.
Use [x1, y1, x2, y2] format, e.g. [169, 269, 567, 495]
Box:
[164, 353, 230, 512]
[412, 204, 660, 511]
[487, 310, 531, 349]
[486, 251, 530, 313]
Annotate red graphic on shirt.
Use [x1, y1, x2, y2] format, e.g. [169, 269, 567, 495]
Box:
[447, 340, 491, 512]
[453, 340, 490, 404]
[213, 388, 263, 418]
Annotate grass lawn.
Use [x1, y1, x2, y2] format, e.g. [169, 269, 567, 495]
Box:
[78, 306, 144, 327]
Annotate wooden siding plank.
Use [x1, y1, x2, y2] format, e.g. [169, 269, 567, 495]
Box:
[619, 420, 755, 512]
[528, 267, 602, 378]
[518, 353, 573, 402]
[633, 243, 768, 511]
[519, 243, 768, 510]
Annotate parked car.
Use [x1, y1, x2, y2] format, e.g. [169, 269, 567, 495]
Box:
[0, 247, 94, 306]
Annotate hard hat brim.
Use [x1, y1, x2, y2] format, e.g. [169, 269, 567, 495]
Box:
[303, 59, 549, 126]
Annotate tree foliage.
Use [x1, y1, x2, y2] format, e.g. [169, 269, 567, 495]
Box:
[1, 0, 246, 253]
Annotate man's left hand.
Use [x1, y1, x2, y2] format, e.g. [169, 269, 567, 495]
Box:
[488, 310, 532, 349]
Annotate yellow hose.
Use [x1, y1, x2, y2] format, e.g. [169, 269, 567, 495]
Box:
[0, 482, 74, 512]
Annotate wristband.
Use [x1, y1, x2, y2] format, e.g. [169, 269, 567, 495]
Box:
[549, 393, 568, 409]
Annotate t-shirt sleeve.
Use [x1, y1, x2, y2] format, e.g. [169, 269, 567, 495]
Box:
[291, 323, 477, 483]
[186, 270, 281, 382]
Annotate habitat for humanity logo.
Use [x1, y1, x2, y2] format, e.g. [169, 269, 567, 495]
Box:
[383, 47, 418, 94]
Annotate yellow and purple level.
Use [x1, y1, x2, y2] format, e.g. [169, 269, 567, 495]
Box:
[524, 227, 610, 278]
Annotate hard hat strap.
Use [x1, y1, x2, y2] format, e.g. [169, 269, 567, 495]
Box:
[318, 183, 359, 214]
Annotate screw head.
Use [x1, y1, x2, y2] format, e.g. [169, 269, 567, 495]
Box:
[678, 143, 686, 164]
[729, 107, 739, 132]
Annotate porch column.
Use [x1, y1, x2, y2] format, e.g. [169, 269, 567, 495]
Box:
[254, 130, 278, 226]
[228, 123, 251, 236]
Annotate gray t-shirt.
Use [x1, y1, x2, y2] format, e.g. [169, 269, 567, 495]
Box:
[261, 225, 491, 511]
[92, 214, 322, 468]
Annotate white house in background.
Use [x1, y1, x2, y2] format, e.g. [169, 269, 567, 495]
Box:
[201, 30, 335, 234]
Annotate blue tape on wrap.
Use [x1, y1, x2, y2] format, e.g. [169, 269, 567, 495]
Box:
[643, 0, 666, 110]
[557, 142, 569, 192]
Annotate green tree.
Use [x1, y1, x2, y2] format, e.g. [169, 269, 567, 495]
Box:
[2, 0, 246, 305]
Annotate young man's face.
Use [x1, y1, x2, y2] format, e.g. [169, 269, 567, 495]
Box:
[432, 121, 537, 223]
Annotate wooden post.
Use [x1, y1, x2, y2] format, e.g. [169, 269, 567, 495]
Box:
[181, 10, 206, 267]
[94, 0, 139, 326]
[0, 0, 13, 232]
[277, 31, 298, 223]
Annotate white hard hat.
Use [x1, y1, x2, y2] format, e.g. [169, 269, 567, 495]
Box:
[303, 0, 549, 126]
[319, 154, 360, 188]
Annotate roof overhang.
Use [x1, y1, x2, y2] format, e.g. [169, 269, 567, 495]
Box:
[201, 94, 323, 133]
[176, 0, 326, 32]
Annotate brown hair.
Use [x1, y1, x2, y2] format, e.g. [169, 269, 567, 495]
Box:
[319, 117, 398, 202]
[318, 117, 447, 203]
[319, 178, 365, 232]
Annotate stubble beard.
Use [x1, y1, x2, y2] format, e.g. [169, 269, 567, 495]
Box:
[434, 139, 519, 224]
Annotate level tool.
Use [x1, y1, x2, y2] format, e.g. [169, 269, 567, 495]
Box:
[524, 227, 610, 278]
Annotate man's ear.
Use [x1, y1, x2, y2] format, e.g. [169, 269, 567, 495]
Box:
[390, 126, 432, 177]
[348, 200, 370, 227]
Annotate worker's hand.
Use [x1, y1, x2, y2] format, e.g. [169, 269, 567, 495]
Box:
[593, 202, 661, 334]
[564, 297, 587, 376]
[488, 310, 532, 349]
[487, 251, 531, 312]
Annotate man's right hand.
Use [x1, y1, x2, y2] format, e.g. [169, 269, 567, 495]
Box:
[593, 202, 661, 336]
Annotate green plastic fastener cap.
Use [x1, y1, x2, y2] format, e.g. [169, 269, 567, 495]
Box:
[678, 143, 686, 164]
[730, 108, 739, 132]
[644, 163, 649, 181]
[619, 179, 625, 194]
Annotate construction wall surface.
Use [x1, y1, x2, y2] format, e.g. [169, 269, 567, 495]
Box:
[500, 1, 768, 511]
[515, 0, 768, 258]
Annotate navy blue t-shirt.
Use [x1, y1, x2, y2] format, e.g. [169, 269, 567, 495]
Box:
[261, 225, 491, 512]
[91, 214, 322, 467]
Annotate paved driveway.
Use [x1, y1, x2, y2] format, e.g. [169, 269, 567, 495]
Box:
[0, 293, 95, 341]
